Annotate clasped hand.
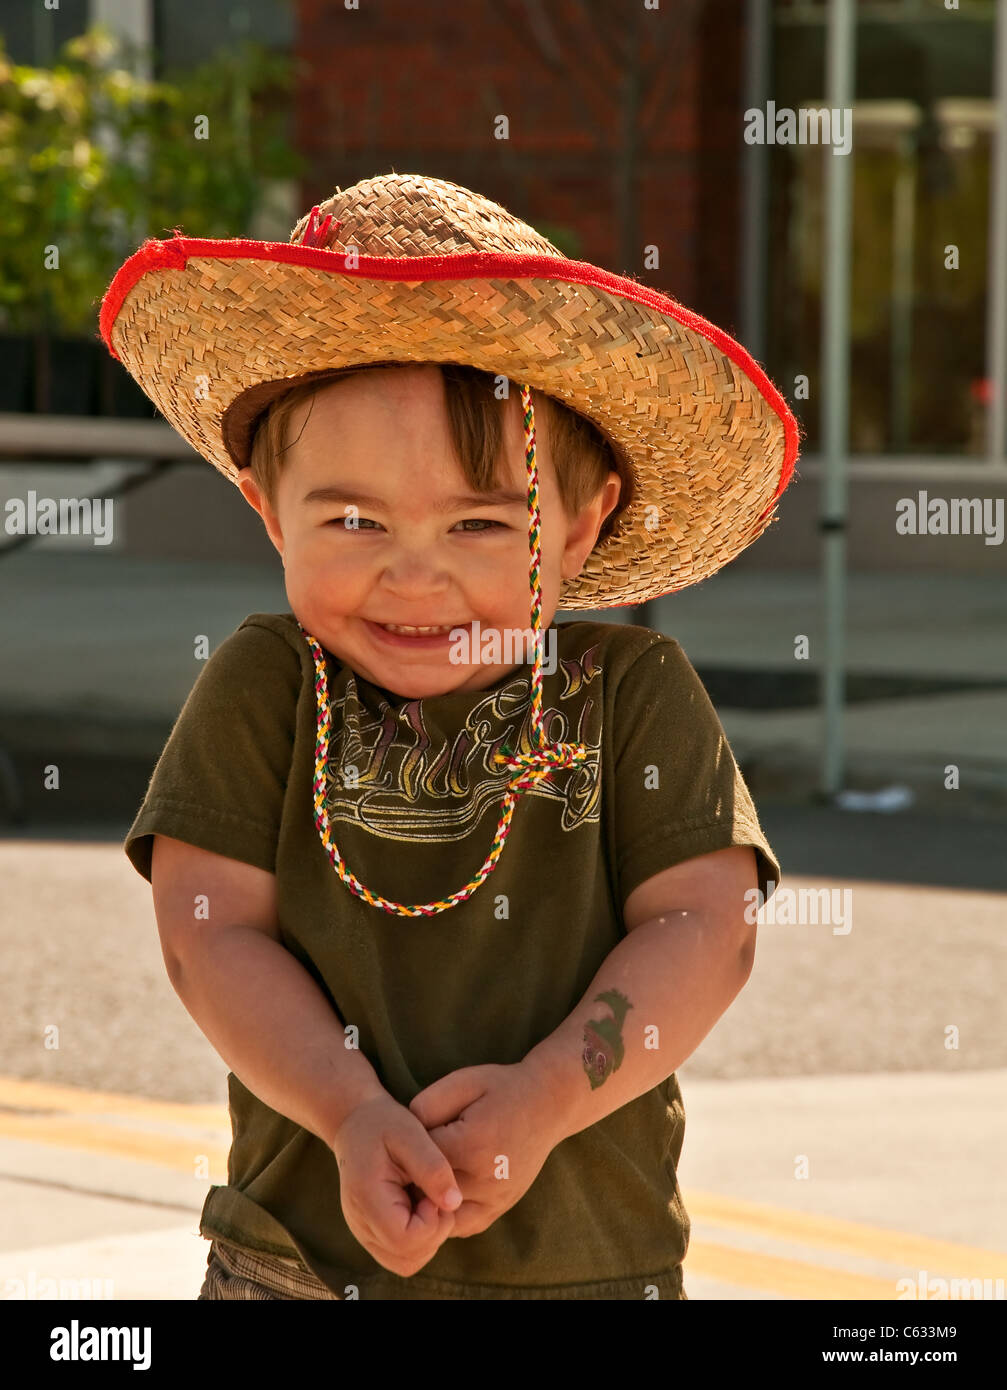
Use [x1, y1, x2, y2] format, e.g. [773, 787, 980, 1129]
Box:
[408, 1060, 560, 1238]
[331, 1059, 562, 1279]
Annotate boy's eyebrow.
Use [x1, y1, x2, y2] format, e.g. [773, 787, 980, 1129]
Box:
[301, 485, 528, 511]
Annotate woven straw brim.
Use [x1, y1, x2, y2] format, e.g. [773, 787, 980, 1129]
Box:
[102, 246, 798, 609]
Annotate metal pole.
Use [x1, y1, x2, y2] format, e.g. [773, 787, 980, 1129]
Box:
[90, 0, 154, 252]
[988, 0, 1007, 464]
[32, 4, 55, 66]
[890, 128, 916, 452]
[820, 0, 855, 797]
[741, 0, 772, 362]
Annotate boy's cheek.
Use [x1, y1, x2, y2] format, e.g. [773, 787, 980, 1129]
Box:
[286, 552, 368, 618]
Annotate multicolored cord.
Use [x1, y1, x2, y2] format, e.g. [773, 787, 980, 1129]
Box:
[296, 383, 591, 916]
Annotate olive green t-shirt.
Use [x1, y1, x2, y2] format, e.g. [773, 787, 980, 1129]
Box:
[124, 612, 781, 1300]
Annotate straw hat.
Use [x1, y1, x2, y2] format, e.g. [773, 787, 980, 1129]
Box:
[99, 171, 801, 609]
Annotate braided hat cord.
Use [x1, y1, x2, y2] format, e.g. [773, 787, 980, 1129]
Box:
[296, 384, 591, 917]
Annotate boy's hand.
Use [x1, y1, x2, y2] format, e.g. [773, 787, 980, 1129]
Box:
[329, 1093, 463, 1278]
[407, 1061, 562, 1238]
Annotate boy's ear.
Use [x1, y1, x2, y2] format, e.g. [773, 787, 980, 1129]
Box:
[234, 467, 285, 560]
[561, 472, 622, 580]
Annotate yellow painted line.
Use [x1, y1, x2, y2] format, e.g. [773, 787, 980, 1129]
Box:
[0, 1111, 229, 1173]
[689, 1190, 1007, 1282]
[0, 1075, 226, 1128]
[2, 1078, 1003, 1293]
[0, 1076, 229, 1172]
[686, 1241, 899, 1300]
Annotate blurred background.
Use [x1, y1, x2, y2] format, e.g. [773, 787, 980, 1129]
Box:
[0, 0, 1005, 1302]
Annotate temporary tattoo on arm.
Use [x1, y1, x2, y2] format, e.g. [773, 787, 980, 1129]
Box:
[581, 988, 632, 1090]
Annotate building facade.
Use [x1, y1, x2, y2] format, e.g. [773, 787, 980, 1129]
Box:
[1, 0, 1003, 573]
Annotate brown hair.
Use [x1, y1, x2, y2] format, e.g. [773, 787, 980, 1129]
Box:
[247, 362, 634, 544]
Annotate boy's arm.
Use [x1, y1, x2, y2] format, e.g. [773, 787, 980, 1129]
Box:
[152, 835, 388, 1150]
[519, 845, 758, 1146]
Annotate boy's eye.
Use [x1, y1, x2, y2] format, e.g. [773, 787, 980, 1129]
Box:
[325, 517, 506, 533]
[454, 518, 505, 533]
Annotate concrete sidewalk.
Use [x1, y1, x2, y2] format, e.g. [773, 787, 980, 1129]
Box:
[0, 1070, 1003, 1300]
[1, 553, 1005, 815]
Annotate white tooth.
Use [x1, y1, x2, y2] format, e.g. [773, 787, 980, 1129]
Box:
[382, 623, 453, 634]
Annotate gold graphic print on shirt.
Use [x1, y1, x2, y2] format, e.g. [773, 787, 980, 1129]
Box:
[322, 639, 605, 845]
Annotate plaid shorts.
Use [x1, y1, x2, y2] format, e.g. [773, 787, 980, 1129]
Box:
[197, 1236, 341, 1300]
[197, 1235, 689, 1300]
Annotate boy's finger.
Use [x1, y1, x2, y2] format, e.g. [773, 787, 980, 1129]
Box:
[364, 1180, 455, 1264]
[367, 1175, 451, 1249]
[409, 1192, 447, 1230]
[360, 1210, 454, 1279]
[389, 1130, 464, 1213]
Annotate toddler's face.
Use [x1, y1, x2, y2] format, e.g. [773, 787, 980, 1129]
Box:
[236, 365, 620, 699]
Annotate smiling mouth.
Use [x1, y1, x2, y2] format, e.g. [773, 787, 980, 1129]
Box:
[373, 621, 470, 635]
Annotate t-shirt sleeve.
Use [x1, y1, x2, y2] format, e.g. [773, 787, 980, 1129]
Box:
[612, 636, 781, 911]
[123, 619, 302, 883]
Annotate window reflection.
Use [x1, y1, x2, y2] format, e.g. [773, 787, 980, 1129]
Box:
[767, 1, 997, 457]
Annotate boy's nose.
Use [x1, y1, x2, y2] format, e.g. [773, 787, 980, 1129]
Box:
[378, 547, 454, 593]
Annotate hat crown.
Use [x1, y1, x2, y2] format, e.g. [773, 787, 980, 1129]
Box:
[289, 172, 566, 260]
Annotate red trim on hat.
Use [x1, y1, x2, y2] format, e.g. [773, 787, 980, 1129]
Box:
[99, 234, 800, 507]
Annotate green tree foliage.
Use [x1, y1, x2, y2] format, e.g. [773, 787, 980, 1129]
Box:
[0, 22, 307, 336]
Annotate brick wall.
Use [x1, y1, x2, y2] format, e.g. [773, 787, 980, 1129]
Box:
[99, 3, 1007, 577]
[292, 0, 745, 331]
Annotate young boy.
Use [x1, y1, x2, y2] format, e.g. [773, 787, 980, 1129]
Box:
[105, 172, 798, 1300]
